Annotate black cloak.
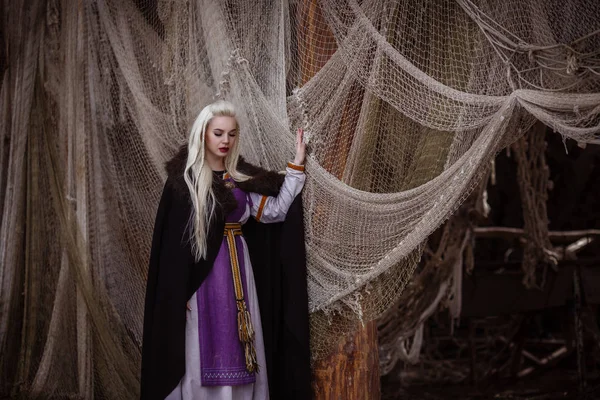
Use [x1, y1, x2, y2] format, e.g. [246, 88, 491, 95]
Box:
[140, 146, 311, 400]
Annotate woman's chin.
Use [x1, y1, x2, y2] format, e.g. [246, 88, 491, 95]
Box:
[209, 151, 228, 158]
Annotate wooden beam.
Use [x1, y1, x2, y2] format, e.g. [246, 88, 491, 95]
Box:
[296, 1, 380, 398]
[473, 227, 600, 242]
[312, 321, 380, 399]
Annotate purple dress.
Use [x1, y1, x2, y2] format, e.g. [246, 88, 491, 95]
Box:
[196, 184, 256, 385]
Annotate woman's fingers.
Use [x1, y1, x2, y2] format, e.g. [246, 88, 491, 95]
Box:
[294, 128, 306, 165]
[186, 301, 192, 311]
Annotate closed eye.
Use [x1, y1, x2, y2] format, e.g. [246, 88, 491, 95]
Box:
[212, 129, 236, 137]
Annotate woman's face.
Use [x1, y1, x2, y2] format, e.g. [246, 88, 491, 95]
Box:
[204, 116, 238, 162]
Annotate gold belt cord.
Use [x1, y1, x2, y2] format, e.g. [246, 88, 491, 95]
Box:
[224, 222, 259, 373]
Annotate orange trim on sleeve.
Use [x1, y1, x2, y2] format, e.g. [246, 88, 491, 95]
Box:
[287, 162, 305, 172]
[255, 195, 268, 221]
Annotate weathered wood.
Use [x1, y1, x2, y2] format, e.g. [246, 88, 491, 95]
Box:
[296, 1, 380, 398]
[473, 227, 600, 242]
[312, 321, 381, 400]
[296, 0, 336, 86]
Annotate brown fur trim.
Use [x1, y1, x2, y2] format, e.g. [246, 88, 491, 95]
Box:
[164, 145, 286, 213]
[165, 144, 188, 182]
[236, 160, 284, 197]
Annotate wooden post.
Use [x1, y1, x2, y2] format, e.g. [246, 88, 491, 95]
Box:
[296, 1, 380, 398]
[312, 321, 381, 399]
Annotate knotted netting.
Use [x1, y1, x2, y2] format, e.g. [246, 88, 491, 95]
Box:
[1, 0, 599, 398]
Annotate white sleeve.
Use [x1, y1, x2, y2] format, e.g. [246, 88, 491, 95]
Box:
[250, 163, 305, 224]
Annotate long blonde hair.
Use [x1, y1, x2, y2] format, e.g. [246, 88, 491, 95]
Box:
[184, 100, 249, 261]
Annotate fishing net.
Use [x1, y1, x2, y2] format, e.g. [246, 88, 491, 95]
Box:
[1, 0, 599, 398]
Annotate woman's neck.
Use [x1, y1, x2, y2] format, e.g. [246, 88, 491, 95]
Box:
[205, 154, 226, 172]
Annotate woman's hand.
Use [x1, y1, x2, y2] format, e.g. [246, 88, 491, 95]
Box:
[293, 128, 306, 166]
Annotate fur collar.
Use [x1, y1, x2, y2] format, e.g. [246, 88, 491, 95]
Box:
[165, 145, 285, 213]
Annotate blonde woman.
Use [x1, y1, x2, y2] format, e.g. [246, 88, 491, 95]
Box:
[141, 101, 310, 400]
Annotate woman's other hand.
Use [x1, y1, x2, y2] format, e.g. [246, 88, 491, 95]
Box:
[293, 128, 306, 166]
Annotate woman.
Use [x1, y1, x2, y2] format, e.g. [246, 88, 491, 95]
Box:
[141, 101, 311, 400]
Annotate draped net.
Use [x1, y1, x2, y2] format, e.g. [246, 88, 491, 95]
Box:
[1, 0, 599, 398]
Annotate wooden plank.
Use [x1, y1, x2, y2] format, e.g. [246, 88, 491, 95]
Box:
[312, 321, 380, 399]
[296, 1, 380, 398]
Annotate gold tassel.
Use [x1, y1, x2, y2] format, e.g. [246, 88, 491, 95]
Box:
[243, 340, 259, 373]
[237, 302, 259, 372]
